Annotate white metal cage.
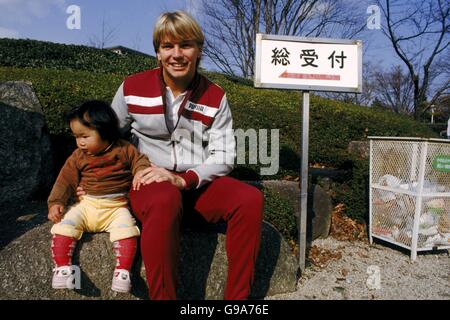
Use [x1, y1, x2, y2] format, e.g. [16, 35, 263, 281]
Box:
[369, 137, 450, 261]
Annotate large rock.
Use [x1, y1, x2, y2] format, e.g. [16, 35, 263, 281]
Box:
[0, 81, 54, 207]
[310, 180, 333, 240]
[348, 140, 370, 160]
[262, 180, 332, 240]
[0, 221, 297, 300]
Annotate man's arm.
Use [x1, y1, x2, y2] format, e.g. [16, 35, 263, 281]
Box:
[111, 82, 133, 135]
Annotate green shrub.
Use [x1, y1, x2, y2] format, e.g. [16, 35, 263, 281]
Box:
[0, 67, 123, 135]
[204, 72, 439, 221]
[334, 158, 370, 222]
[206, 71, 438, 173]
[263, 187, 297, 242]
[0, 38, 156, 75]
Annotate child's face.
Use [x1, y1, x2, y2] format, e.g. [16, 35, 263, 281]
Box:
[70, 119, 109, 155]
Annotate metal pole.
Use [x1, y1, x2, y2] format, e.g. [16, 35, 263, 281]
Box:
[411, 141, 428, 262]
[431, 105, 434, 124]
[299, 91, 309, 272]
[368, 139, 373, 245]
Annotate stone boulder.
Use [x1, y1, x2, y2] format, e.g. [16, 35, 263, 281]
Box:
[262, 180, 332, 240]
[348, 140, 370, 160]
[0, 221, 297, 300]
[0, 81, 54, 208]
[310, 180, 333, 240]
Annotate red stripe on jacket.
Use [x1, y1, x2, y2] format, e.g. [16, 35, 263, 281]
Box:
[128, 105, 164, 115]
[181, 109, 214, 127]
[123, 68, 224, 126]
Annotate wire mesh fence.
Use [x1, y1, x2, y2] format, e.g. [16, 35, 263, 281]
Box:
[369, 137, 450, 261]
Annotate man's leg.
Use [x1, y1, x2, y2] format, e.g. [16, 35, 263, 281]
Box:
[188, 177, 264, 300]
[129, 181, 183, 300]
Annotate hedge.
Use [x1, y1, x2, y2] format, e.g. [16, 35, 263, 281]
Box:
[263, 187, 296, 242]
[206, 72, 438, 167]
[0, 38, 156, 75]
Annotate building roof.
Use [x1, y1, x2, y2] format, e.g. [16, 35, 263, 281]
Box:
[105, 46, 153, 58]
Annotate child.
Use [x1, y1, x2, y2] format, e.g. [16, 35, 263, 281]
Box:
[47, 100, 150, 293]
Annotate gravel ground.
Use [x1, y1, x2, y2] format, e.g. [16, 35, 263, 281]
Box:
[266, 237, 450, 300]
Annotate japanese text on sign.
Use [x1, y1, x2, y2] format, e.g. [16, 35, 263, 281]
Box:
[255, 34, 362, 92]
[271, 48, 348, 69]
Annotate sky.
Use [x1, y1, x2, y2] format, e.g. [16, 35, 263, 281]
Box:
[0, 0, 391, 60]
[0, 0, 191, 55]
[0, 0, 445, 84]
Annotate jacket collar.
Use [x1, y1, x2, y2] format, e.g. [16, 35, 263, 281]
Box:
[157, 67, 201, 133]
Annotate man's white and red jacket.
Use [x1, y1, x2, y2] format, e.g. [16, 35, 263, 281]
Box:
[112, 68, 236, 190]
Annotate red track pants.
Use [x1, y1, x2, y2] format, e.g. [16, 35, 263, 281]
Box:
[129, 176, 263, 300]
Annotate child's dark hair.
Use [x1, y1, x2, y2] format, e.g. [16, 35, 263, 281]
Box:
[66, 100, 120, 143]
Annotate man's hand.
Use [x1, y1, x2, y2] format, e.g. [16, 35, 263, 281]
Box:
[48, 204, 64, 223]
[137, 164, 187, 190]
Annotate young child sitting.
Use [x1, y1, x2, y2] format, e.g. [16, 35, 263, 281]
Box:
[47, 100, 150, 293]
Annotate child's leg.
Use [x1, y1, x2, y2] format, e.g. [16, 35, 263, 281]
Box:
[102, 204, 140, 271]
[113, 237, 138, 271]
[97, 199, 140, 293]
[50, 202, 87, 289]
[110, 236, 138, 293]
[50, 203, 86, 267]
[51, 234, 79, 289]
[51, 234, 77, 267]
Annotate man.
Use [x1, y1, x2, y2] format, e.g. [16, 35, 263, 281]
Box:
[110, 11, 263, 300]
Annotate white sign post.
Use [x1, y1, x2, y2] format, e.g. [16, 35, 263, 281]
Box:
[254, 34, 362, 273]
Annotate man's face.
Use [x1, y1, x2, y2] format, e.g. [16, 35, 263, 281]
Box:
[157, 36, 201, 89]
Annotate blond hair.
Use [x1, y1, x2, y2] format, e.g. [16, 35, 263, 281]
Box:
[153, 11, 204, 53]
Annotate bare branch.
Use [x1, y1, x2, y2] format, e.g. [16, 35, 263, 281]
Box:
[377, 0, 450, 120]
[200, 0, 366, 77]
[87, 14, 120, 49]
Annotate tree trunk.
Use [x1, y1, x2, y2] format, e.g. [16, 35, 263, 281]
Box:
[413, 75, 420, 121]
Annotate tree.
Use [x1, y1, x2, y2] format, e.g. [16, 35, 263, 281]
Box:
[200, 0, 366, 78]
[318, 61, 377, 107]
[371, 65, 414, 114]
[377, 0, 450, 120]
[87, 15, 120, 49]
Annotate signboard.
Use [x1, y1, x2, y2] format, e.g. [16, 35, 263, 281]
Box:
[255, 34, 362, 93]
[433, 155, 450, 172]
[253, 33, 363, 273]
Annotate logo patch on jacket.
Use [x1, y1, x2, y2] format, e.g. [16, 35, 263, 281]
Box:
[184, 101, 219, 119]
[186, 102, 205, 113]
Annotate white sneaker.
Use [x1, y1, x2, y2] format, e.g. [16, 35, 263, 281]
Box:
[52, 266, 75, 289]
[111, 269, 131, 293]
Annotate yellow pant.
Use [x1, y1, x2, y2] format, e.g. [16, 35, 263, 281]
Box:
[51, 196, 140, 242]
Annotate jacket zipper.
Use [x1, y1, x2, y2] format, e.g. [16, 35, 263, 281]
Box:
[172, 140, 177, 171]
[159, 68, 199, 172]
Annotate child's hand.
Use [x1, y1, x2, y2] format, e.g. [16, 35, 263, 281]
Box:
[48, 205, 64, 223]
[132, 170, 145, 191]
[76, 186, 86, 201]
